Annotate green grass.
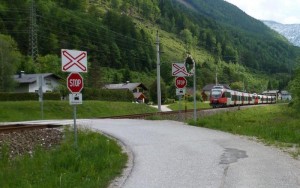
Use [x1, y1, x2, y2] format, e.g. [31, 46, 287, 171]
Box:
[192, 104, 300, 157]
[167, 101, 211, 111]
[0, 101, 158, 122]
[0, 128, 127, 188]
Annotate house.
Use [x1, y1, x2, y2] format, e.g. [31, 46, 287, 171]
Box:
[13, 72, 61, 93]
[280, 90, 292, 101]
[262, 90, 279, 99]
[201, 84, 231, 101]
[104, 82, 148, 103]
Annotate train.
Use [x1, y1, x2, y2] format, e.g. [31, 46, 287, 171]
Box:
[209, 85, 276, 108]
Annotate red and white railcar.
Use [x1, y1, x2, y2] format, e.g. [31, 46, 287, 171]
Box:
[209, 86, 276, 108]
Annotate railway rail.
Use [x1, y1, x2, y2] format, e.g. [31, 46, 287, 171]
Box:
[0, 124, 63, 133]
[0, 105, 258, 133]
[101, 109, 203, 119]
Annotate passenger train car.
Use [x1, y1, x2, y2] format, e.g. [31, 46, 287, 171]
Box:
[209, 85, 276, 108]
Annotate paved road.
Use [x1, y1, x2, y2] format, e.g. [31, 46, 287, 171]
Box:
[10, 119, 300, 187]
[150, 105, 172, 111]
[74, 119, 300, 188]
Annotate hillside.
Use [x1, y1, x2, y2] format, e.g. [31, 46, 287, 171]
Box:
[0, 0, 299, 95]
[263, 20, 300, 47]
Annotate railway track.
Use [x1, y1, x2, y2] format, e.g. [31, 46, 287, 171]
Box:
[101, 109, 204, 119]
[0, 124, 63, 133]
[0, 105, 254, 132]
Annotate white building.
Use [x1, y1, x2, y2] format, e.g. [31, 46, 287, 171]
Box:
[13, 72, 61, 93]
[280, 90, 292, 101]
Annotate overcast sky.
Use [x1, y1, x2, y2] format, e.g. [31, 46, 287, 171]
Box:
[225, 0, 300, 24]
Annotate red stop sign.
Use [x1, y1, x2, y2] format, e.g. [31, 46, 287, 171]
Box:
[67, 73, 83, 93]
[175, 77, 187, 89]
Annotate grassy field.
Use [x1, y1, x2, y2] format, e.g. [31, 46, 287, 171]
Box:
[167, 101, 211, 111]
[191, 104, 300, 158]
[1, 101, 299, 187]
[0, 101, 158, 122]
[0, 128, 127, 188]
[0, 100, 157, 187]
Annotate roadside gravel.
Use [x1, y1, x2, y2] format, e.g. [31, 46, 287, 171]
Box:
[0, 128, 63, 159]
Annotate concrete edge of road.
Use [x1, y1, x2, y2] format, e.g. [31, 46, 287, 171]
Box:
[90, 128, 134, 188]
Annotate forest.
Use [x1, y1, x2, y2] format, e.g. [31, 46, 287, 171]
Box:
[0, 0, 300, 101]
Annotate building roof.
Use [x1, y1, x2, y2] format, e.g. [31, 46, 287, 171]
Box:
[13, 73, 61, 84]
[262, 90, 279, 95]
[281, 90, 291, 95]
[104, 83, 148, 91]
[202, 84, 231, 91]
[133, 92, 146, 99]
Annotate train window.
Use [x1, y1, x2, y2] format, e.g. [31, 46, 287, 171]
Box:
[225, 92, 231, 98]
[211, 90, 222, 98]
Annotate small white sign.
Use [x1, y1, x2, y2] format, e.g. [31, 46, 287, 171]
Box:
[69, 93, 82, 105]
[176, 88, 186, 96]
[62, 49, 87, 72]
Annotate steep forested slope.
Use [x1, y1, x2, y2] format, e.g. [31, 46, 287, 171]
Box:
[0, 0, 299, 94]
[174, 0, 299, 72]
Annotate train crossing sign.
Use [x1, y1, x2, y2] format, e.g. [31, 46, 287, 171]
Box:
[175, 77, 187, 89]
[172, 63, 190, 77]
[62, 49, 87, 72]
[67, 72, 83, 93]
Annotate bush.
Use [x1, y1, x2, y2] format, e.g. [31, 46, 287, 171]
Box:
[164, 98, 175, 104]
[83, 88, 134, 101]
[185, 93, 203, 102]
[0, 92, 61, 101]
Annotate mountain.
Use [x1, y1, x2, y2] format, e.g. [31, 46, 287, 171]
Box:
[263, 20, 300, 47]
[0, 0, 299, 93]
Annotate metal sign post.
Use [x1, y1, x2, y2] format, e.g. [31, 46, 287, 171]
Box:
[38, 75, 44, 120]
[73, 105, 78, 148]
[178, 95, 182, 121]
[172, 55, 196, 122]
[193, 69, 197, 124]
[69, 93, 82, 148]
[62, 49, 87, 149]
[176, 80, 186, 121]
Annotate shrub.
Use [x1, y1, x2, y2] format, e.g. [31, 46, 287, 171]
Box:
[83, 88, 134, 101]
[0, 92, 61, 101]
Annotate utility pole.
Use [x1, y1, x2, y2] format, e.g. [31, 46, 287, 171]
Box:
[193, 64, 197, 123]
[215, 67, 218, 86]
[29, 0, 38, 63]
[156, 30, 161, 112]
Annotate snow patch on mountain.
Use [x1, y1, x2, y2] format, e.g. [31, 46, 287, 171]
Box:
[263, 20, 300, 47]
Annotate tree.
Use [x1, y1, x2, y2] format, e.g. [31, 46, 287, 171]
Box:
[122, 68, 132, 82]
[36, 55, 61, 75]
[112, 73, 121, 84]
[180, 29, 197, 52]
[230, 81, 244, 91]
[0, 34, 21, 92]
[289, 67, 300, 107]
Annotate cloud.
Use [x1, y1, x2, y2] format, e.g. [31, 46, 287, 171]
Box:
[225, 0, 300, 24]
